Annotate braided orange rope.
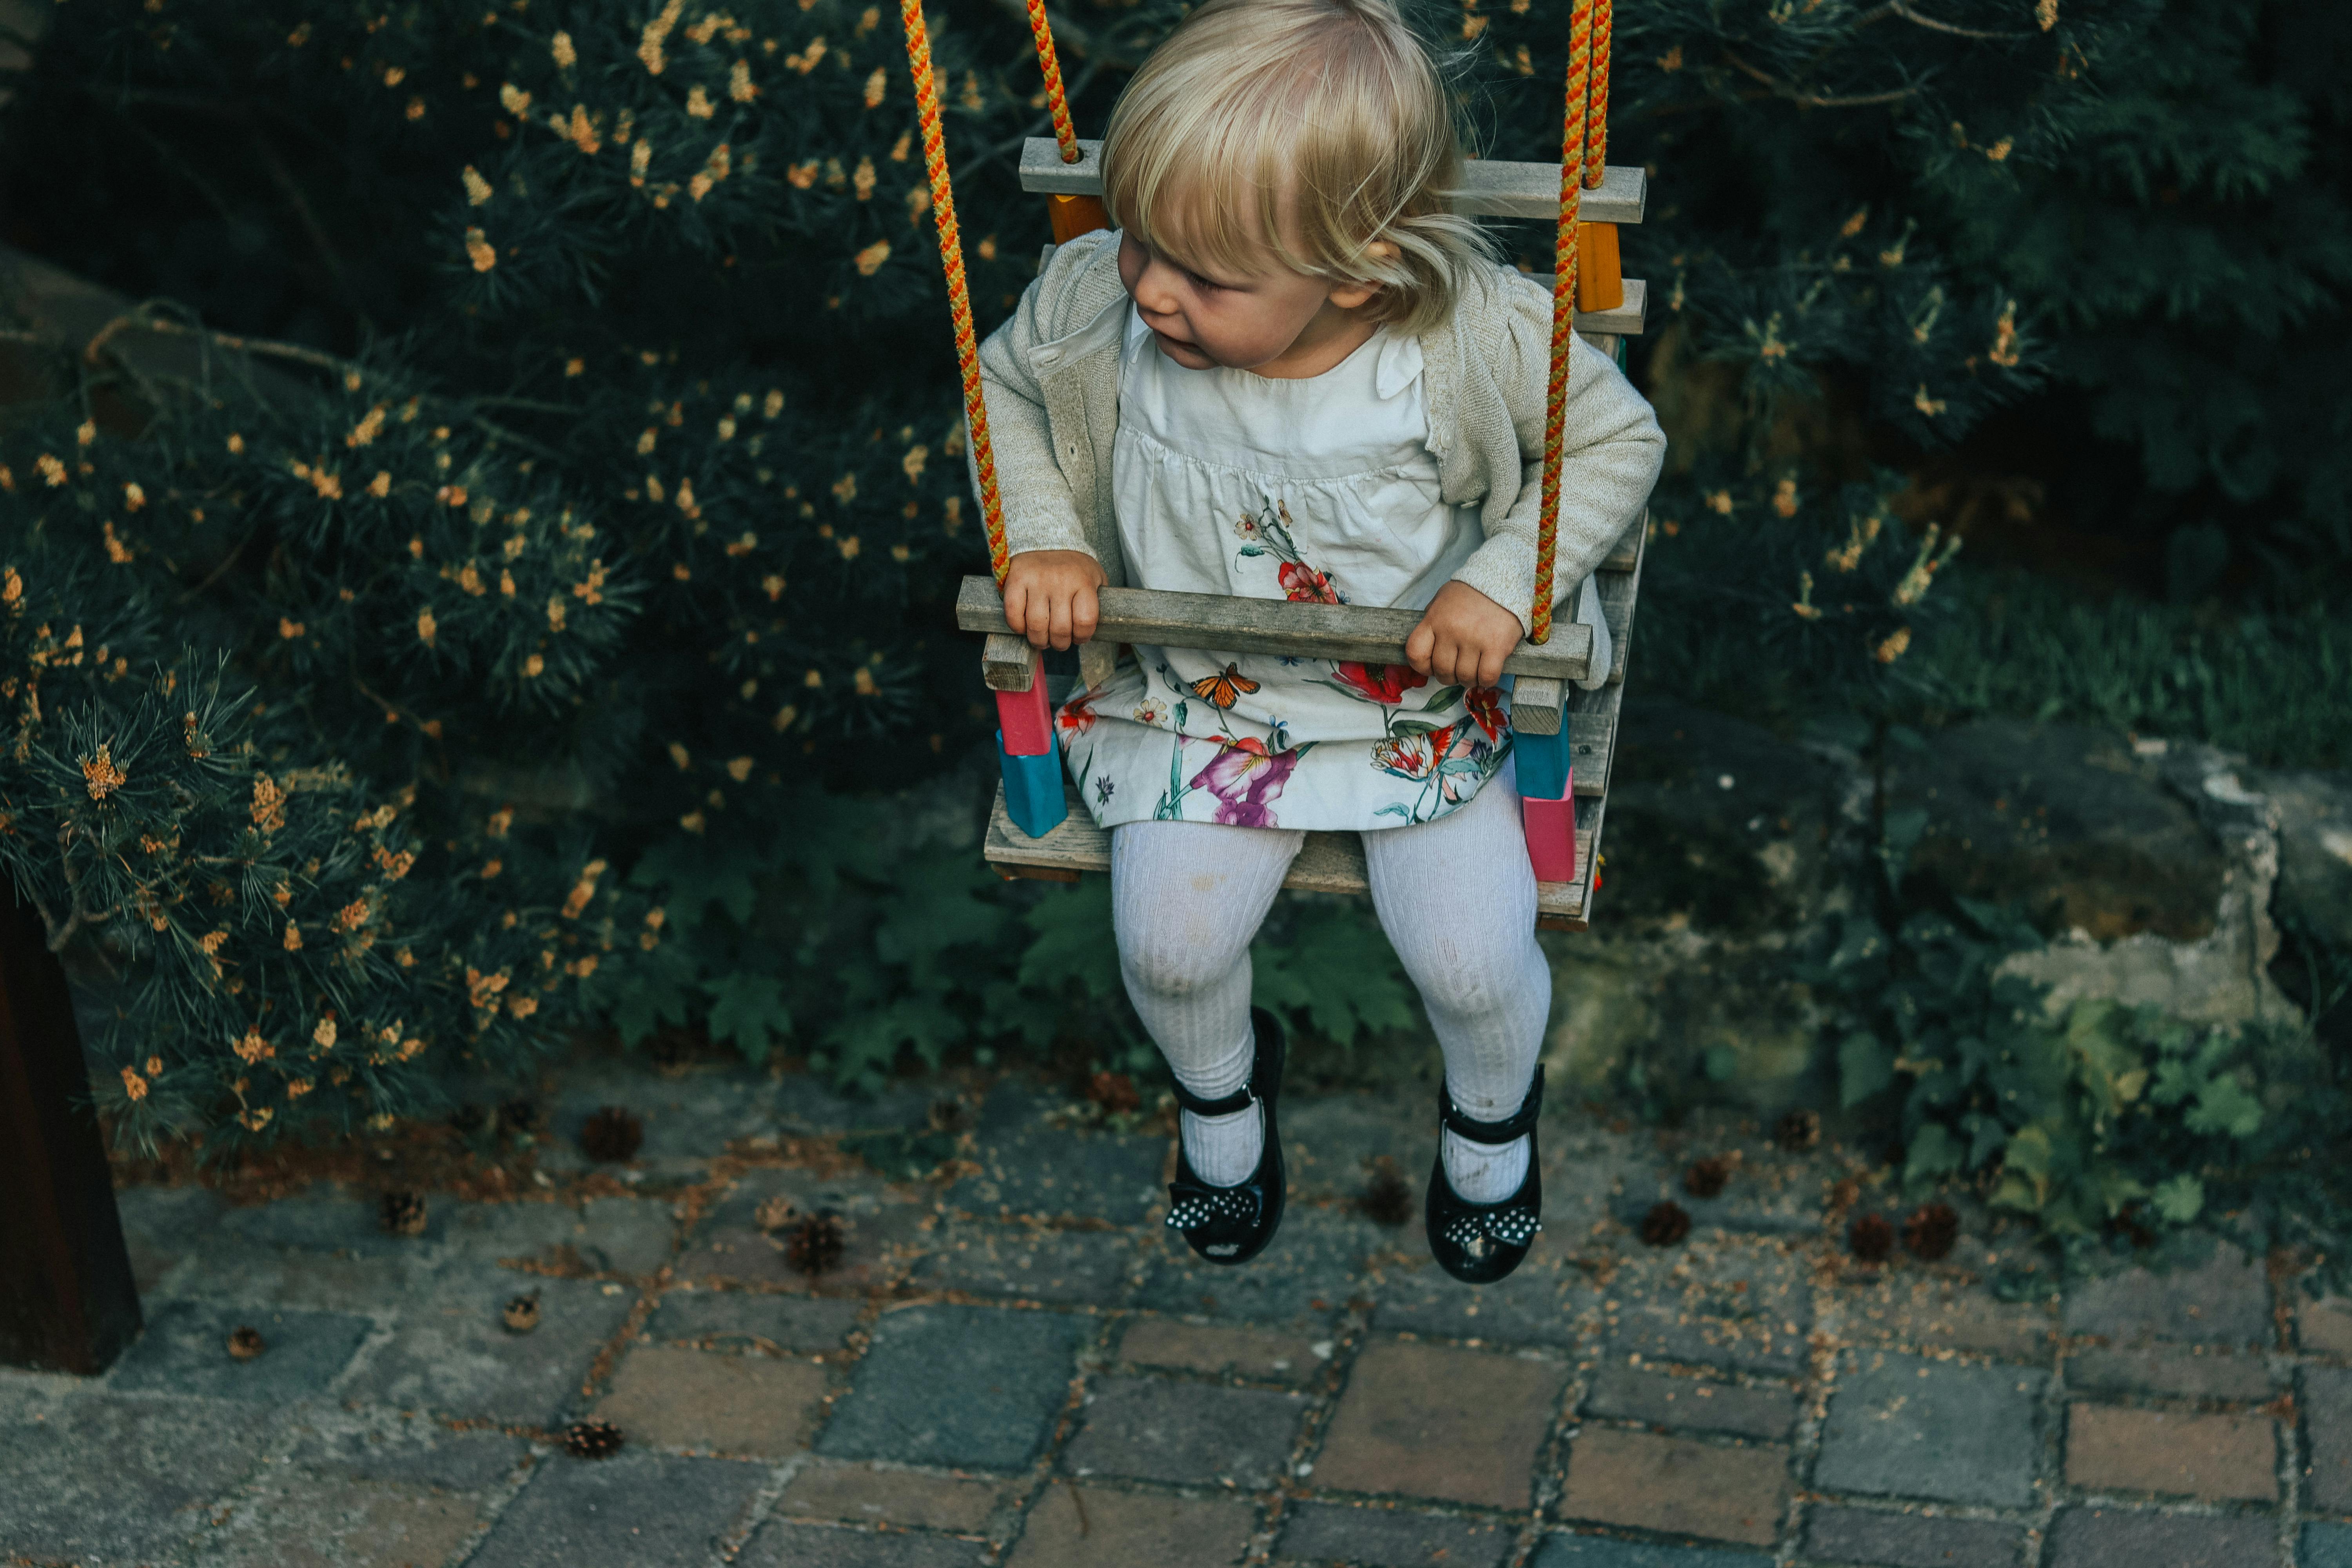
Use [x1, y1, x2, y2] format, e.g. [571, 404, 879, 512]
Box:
[1582, 0, 1612, 191]
[1024, 0, 1082, 164]
[900, 0, 1009, 584]
[1530, 0, 1596, 646]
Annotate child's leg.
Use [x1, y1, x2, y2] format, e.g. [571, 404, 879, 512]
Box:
[1111, 819, 1305, 1184]
[1360, 768, 1550, 1201]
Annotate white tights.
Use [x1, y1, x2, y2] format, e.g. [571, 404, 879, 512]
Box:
[1111, 766, 1550, 1201]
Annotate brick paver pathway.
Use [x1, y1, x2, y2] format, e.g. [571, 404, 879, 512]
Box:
[4, 1054, 2347, 1566]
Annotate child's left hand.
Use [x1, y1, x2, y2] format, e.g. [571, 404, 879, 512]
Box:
[1405, 581, 1523, 690]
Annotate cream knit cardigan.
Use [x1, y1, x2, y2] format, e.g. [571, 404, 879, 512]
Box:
[969, 229, 1666, 635]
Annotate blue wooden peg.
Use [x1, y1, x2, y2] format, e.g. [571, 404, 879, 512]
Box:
[1513, 723, 1573, 802]
[997, 730, 1069, 838]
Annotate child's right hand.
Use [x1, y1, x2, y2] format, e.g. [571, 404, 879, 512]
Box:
[1002, 550, 1108, 650]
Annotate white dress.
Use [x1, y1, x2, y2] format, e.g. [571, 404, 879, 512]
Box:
[1056, 305, 1514, 833]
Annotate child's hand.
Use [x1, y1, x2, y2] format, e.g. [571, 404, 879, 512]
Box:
[1002, 549, 1108, 650]
[1406, 581, 1523, 689]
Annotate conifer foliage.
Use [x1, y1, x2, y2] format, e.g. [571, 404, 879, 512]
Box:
[0, 0, 2341, 1149]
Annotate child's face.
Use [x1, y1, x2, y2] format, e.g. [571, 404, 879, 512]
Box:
[1117, 224, 1385, 376]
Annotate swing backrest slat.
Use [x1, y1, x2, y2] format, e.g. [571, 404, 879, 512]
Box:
[1015, 138, 1647, 227]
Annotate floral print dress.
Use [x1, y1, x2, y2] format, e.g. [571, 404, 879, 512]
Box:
[1057, 305, 1512, 833]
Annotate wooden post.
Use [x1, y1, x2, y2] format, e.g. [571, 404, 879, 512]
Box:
[0, 875, 142, 1373]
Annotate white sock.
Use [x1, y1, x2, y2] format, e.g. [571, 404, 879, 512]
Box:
[1174, 1027, 1262, 1187]
[1109, 818, 1300, 1193]
[1443, 1127, 1531, 1203]
[1361, 776, 1551, 1209]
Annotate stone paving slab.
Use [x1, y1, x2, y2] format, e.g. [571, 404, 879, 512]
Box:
[737, 1521, 989, 1568]
[1006, 1482, 1256, 1567]
[1580, 1365, 1795, 1441]
[1371, 1249, 1601, 1348]
[816, 1303, 1084, 1468]
[2304, 1521, 2352, 1568]
[948, 1084, 1169, 1224]
[2061, 1247, 2272, 1347]
[2302, 1364, 2352, 1512]
[2063, 1403, 2278, 1500]
[907, 1220, 1140, 1304]
[194, 1472, 490, 1568]
[592, 1344, 828, 1457]
[1528, 1534, 1773, 1566]
[1272, 1499, 1515, 1567]
[115, 1185, 230, 1293]
[1116, 1316, 1330, 1384]
[337, 1265, 637, 1426]
[776, 1459, 1004, 1532]
[1801, 1504, 2028, 1568]
[1603, 1242, 1813, 1376]
[108, 1299, 373, 1402]
[1556, 1428, 1788, 1546]
[283, 1408, 528, 1490]
[2042, 1504, 2278, 1568]
[2065, 1344, 2274, 1401]
[1813, 1352, 2046, 1507]
[1138, 1209, 1384, 1328]
[465, 1450, 769, 1568]
[0, 1389, 283, 1564]
[1311, 1339, 1566, 1508]
[1061, 1373, 1306, 1486]
[1841, 1277, 2058, 1363]
[642, 1285, 867, 1352]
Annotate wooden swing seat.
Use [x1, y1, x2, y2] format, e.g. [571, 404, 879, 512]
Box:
[968, 140, 1653, 931]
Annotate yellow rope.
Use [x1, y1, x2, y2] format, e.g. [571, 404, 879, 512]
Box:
[1583, 0, 1612, 191]
[899, 0, 1009, 584]
[1024, 0, 1082, 165]
[1531, 0, 1596, 646]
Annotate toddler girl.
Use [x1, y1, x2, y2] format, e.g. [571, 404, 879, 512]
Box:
[976, 0, 1664, 1282]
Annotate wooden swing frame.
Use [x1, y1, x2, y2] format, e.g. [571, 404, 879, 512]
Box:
[900, 0, 1650, 931]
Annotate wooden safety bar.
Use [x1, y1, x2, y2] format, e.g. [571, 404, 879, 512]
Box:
[956, 577, 1598, 686]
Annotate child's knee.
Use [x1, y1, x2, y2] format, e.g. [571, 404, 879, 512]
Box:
[1117, 923, 1244, 1002]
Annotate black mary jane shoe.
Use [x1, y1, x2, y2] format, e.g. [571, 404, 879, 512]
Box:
[1425, 1065, 1545, 1285]
[1163, 1007, 1287, 1267]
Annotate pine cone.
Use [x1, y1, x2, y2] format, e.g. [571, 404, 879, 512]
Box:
[1640, 1200, 1692, 1247]
[579, 1105, 644, 1163]
[561, 1419, 624, 1459]
[502, 1295, 541, 1334]
[785, 1214, 846, 1277]
[1774, 1110, 1820, 1152]
[1849, 1212, 1895, 1263]
[1902, 1203, 1960, 1261]
[1683, 1157, 1731, 1199]
[380, 1190, 428, 1236]
[226, 1325, 267, 1361]
[1357, 1157, 1413, 1228]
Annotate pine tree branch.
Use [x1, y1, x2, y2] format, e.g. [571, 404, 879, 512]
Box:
[83, 310, 353, 377]
[1719, 49, 1933, 109]
[1854, 2, 2037, 40]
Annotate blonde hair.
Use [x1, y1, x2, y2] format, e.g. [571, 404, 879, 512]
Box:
[1100, 0, 1492, 337]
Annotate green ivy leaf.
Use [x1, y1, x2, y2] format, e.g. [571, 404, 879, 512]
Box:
[704, 971, 791, 1063]
[1840, 1030, 1895, 1107]
[2151, 1173, 2206, 1224]
[1018, 880, 1124, 999]
[1904, 1122, 1963, 1184]
[2186, 1072, 2263, 1139]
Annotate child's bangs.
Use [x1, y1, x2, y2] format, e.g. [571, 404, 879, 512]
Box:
[1108, 116, 1294, 284]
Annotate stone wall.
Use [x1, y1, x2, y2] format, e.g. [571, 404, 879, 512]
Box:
[1543, 699, 2349, 1112]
